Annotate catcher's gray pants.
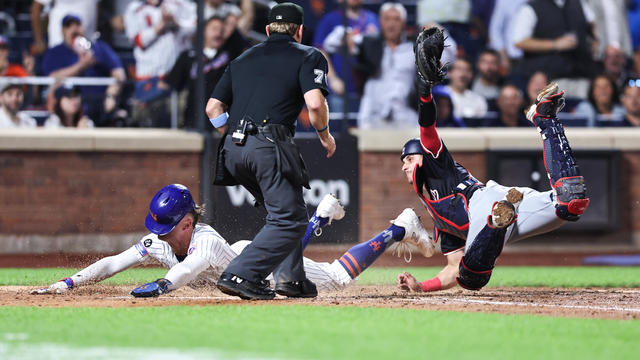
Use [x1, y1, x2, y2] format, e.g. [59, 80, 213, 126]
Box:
[465, 180, 566, 252]
[220, 133, 308, 284]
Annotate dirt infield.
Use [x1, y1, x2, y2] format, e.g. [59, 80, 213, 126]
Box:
[3, 249, 638, 268]
[2, 285, 639, 320]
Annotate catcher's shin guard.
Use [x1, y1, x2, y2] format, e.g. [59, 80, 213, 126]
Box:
[456, 221, 508, 290]
[528, 84, 589, 221]
[537, 119, 589, 221]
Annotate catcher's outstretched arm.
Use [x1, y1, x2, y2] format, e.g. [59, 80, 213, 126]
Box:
[418, 95, 443, 158]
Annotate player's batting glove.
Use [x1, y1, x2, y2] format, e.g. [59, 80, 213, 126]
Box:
[30, 277, 73, 295]
[414, 26, 446, 95]
[130, 278, 172, 298]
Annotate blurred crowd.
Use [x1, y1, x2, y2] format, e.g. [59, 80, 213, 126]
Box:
[1, 0, 640, 130]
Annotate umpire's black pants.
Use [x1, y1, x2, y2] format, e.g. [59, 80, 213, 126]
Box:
[220, 132, 308, 284]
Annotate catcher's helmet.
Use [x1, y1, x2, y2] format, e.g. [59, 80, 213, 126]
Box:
[401, 138, 424, 161]
[145, 184, 195, 235]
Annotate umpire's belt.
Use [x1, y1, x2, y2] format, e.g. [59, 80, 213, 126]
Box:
[252, 123, 309, 189]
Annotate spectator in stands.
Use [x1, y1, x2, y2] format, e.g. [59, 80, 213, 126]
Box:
[124, 0, 196, 127]
[574, 75, 625, 126]
[0, 82, 36, 128]
[618, 79, 640, 126]
[44, 84, 94, 128]
[0, 35, 33, 77]
[162, 15, 245, 129]
[446, 57, 488, 119]
[472, 48, 503, 101]
[511, 0, 597, 81]
[314, 0, 379, 113]
[31, 0, 99, 54]
[432, 85, 465, 127]
[604, 45, 631, 91]
[585, 0, 632, 61]
[488, 0, 527, 74]
[98, 0, 138, 52]
[205, 0, 254, 38]
[356, 3, 416, 129]
[488, 84, 529, 127]
[41, 15, 125, 127]
[525, 71, 549, 105]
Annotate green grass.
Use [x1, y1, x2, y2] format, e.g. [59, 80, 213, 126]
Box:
[2, 267, 640, 359]
[1, 305, 639, 360]
[3, 266, 640, 288]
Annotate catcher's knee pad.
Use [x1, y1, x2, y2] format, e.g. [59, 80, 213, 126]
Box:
[456, 257, 492, 291]
[554, 176, 590, 221]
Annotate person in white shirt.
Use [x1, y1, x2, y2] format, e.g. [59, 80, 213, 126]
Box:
[446, 58, 488, 119]
[32, 184, 434, 297]
[488, 0, 527, 73]
[30, 0, 99, 53]
[357, 3, 417, 129]
[0, 83, 36, 128]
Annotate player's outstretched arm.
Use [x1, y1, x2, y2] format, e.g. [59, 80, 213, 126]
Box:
[397, 250, 463, 292]
[130, 255, 210, 297]
[31, 245, 144, 294]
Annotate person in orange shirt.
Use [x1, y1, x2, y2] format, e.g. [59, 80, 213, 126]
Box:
[0, 36, 33, 78]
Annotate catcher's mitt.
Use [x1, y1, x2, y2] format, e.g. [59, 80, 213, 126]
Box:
[414, 27, 446, 84]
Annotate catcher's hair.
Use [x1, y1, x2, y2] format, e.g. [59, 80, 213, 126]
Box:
[188, 204, 205, 228]
[267, 22, 301, 37]
[379, 2, 407, 21]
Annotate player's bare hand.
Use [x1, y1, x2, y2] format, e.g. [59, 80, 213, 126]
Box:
[319, 133, 336, 158]
[30, 281, 70, 295]
[397, 271, 421, 292]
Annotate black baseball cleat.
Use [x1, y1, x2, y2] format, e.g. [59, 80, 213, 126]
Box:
[216, 272, 275, 300]
[275, 278, 318, 298]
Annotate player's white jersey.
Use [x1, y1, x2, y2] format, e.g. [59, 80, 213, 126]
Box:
[133, 224, 237, 286]
[230, 241, 353, 292]
[68, 224, 352, 292]
[123, 0, 196, 78]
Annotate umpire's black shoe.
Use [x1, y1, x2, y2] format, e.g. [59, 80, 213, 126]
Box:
[275, 278, 318, 298]
[217, 272, 275, 300]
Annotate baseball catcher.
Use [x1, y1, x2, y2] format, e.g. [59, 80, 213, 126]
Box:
[397, 27, 589, 292]
[32, 184, 433, 298]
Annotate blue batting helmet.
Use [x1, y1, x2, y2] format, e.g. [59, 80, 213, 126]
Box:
[145, 184, 195, 235]
[401, 138, 424, 161]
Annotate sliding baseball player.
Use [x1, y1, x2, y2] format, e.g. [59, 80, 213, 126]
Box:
[33, 184, 433, 297]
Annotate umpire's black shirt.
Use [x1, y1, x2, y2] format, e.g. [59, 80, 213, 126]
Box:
[211, 33, 329, 135]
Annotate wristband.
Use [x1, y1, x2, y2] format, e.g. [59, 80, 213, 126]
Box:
[61, 277, 74, 288]
[315, 124, 328, 133]
[209, 112, 229, 128]
[419, 277, 442, 292]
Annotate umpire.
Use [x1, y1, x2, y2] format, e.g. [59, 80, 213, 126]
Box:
[205, 2, 335, 300]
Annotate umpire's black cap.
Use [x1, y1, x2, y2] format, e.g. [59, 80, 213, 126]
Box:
[268, 2, 304, 25]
